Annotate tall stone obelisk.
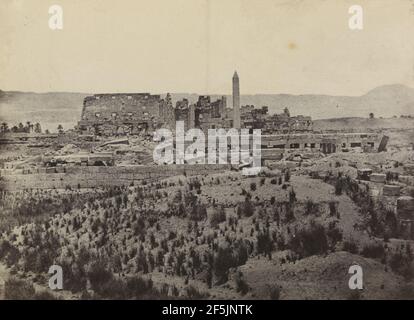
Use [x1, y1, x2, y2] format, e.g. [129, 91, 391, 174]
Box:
[232, 71, 240, 129]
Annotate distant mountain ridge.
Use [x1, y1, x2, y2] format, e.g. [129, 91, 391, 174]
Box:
[1, 84, 414, 131]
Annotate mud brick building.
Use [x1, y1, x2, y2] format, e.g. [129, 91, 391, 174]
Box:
[77, 93, 175, 136]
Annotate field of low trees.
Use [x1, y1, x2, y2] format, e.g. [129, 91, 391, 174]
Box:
[0, 169, 413, 299]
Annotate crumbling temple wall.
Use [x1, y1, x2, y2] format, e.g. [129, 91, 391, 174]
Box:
[77, 93, 175, 135]
[0, 164, 231, 190]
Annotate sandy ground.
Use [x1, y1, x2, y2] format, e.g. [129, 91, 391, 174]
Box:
[239, 251, 407, 300]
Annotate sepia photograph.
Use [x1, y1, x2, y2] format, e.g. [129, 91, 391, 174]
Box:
[0, 0, 414, 310]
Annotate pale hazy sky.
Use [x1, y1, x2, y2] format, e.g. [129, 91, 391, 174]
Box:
[1, 0, 414, 95]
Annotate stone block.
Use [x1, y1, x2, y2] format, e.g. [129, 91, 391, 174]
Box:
[383, 184, 400, 196]
[370, 173, 386, 183]
[397, 196, 414, 220]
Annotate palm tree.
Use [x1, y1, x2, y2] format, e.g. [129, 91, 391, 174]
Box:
[57, 124, 63, 134]
[0, 122, 8, 133]
[34, 123, 42, 133]
[25, 121, 31, 133]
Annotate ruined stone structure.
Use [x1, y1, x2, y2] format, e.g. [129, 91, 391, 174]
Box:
[261, 132, 382, 155]
[175, 98, 195, 132]
[403, 163, 414, 175]
[0, 164, 231, 190]
[175, 96, 229, 133]
[194, 131, 384, 163]
[76, 73, 315, 137]
[195, 96, 230, 132]
[241, 106, 313, 133]
[241, 106, 269, 129]
[0, 133, 58, 145]
[77, 93, 175, 136]
[266, 114, 313, 133]
[383, 184, 401, 196]
[232, 71, 241, 129]
[44, 152, 115, 167]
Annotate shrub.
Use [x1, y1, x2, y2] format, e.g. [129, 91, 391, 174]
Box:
[210, 207, 226, 228]
[284, 202, 295, 223]
[360, 243, 385, 259]
[342, 240, 358, 254]
[60, 260, 87, 293]
[304, 200, 319, 216]
[80, 290, 94, 300]
[4, 277, 35, 300]
[185, 285, 209, 299]
[347, 290, 362, 300]
[33, 290, 59, 300]
[288, 224, 328, 257]
[0, 240, 20, 267]
[233, 240, 249, 266]
[268, 284, 281, 300]
[214, 247, 236, 285]
[238, 199, 254, 217]
[288, 189, 296, 204]
[190, 203, 208, 221]
[335, 179, 343, 195]
[250, 182, 257, 191]
[87, 262, 114, 293]
[329, 201, 338, 216]
[257, 232, 273, 258]
[326, 223, 343, 246]
[234, 271, 249, 295]
[389, 253, 414, 280]
[284, 170, 290, 182]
